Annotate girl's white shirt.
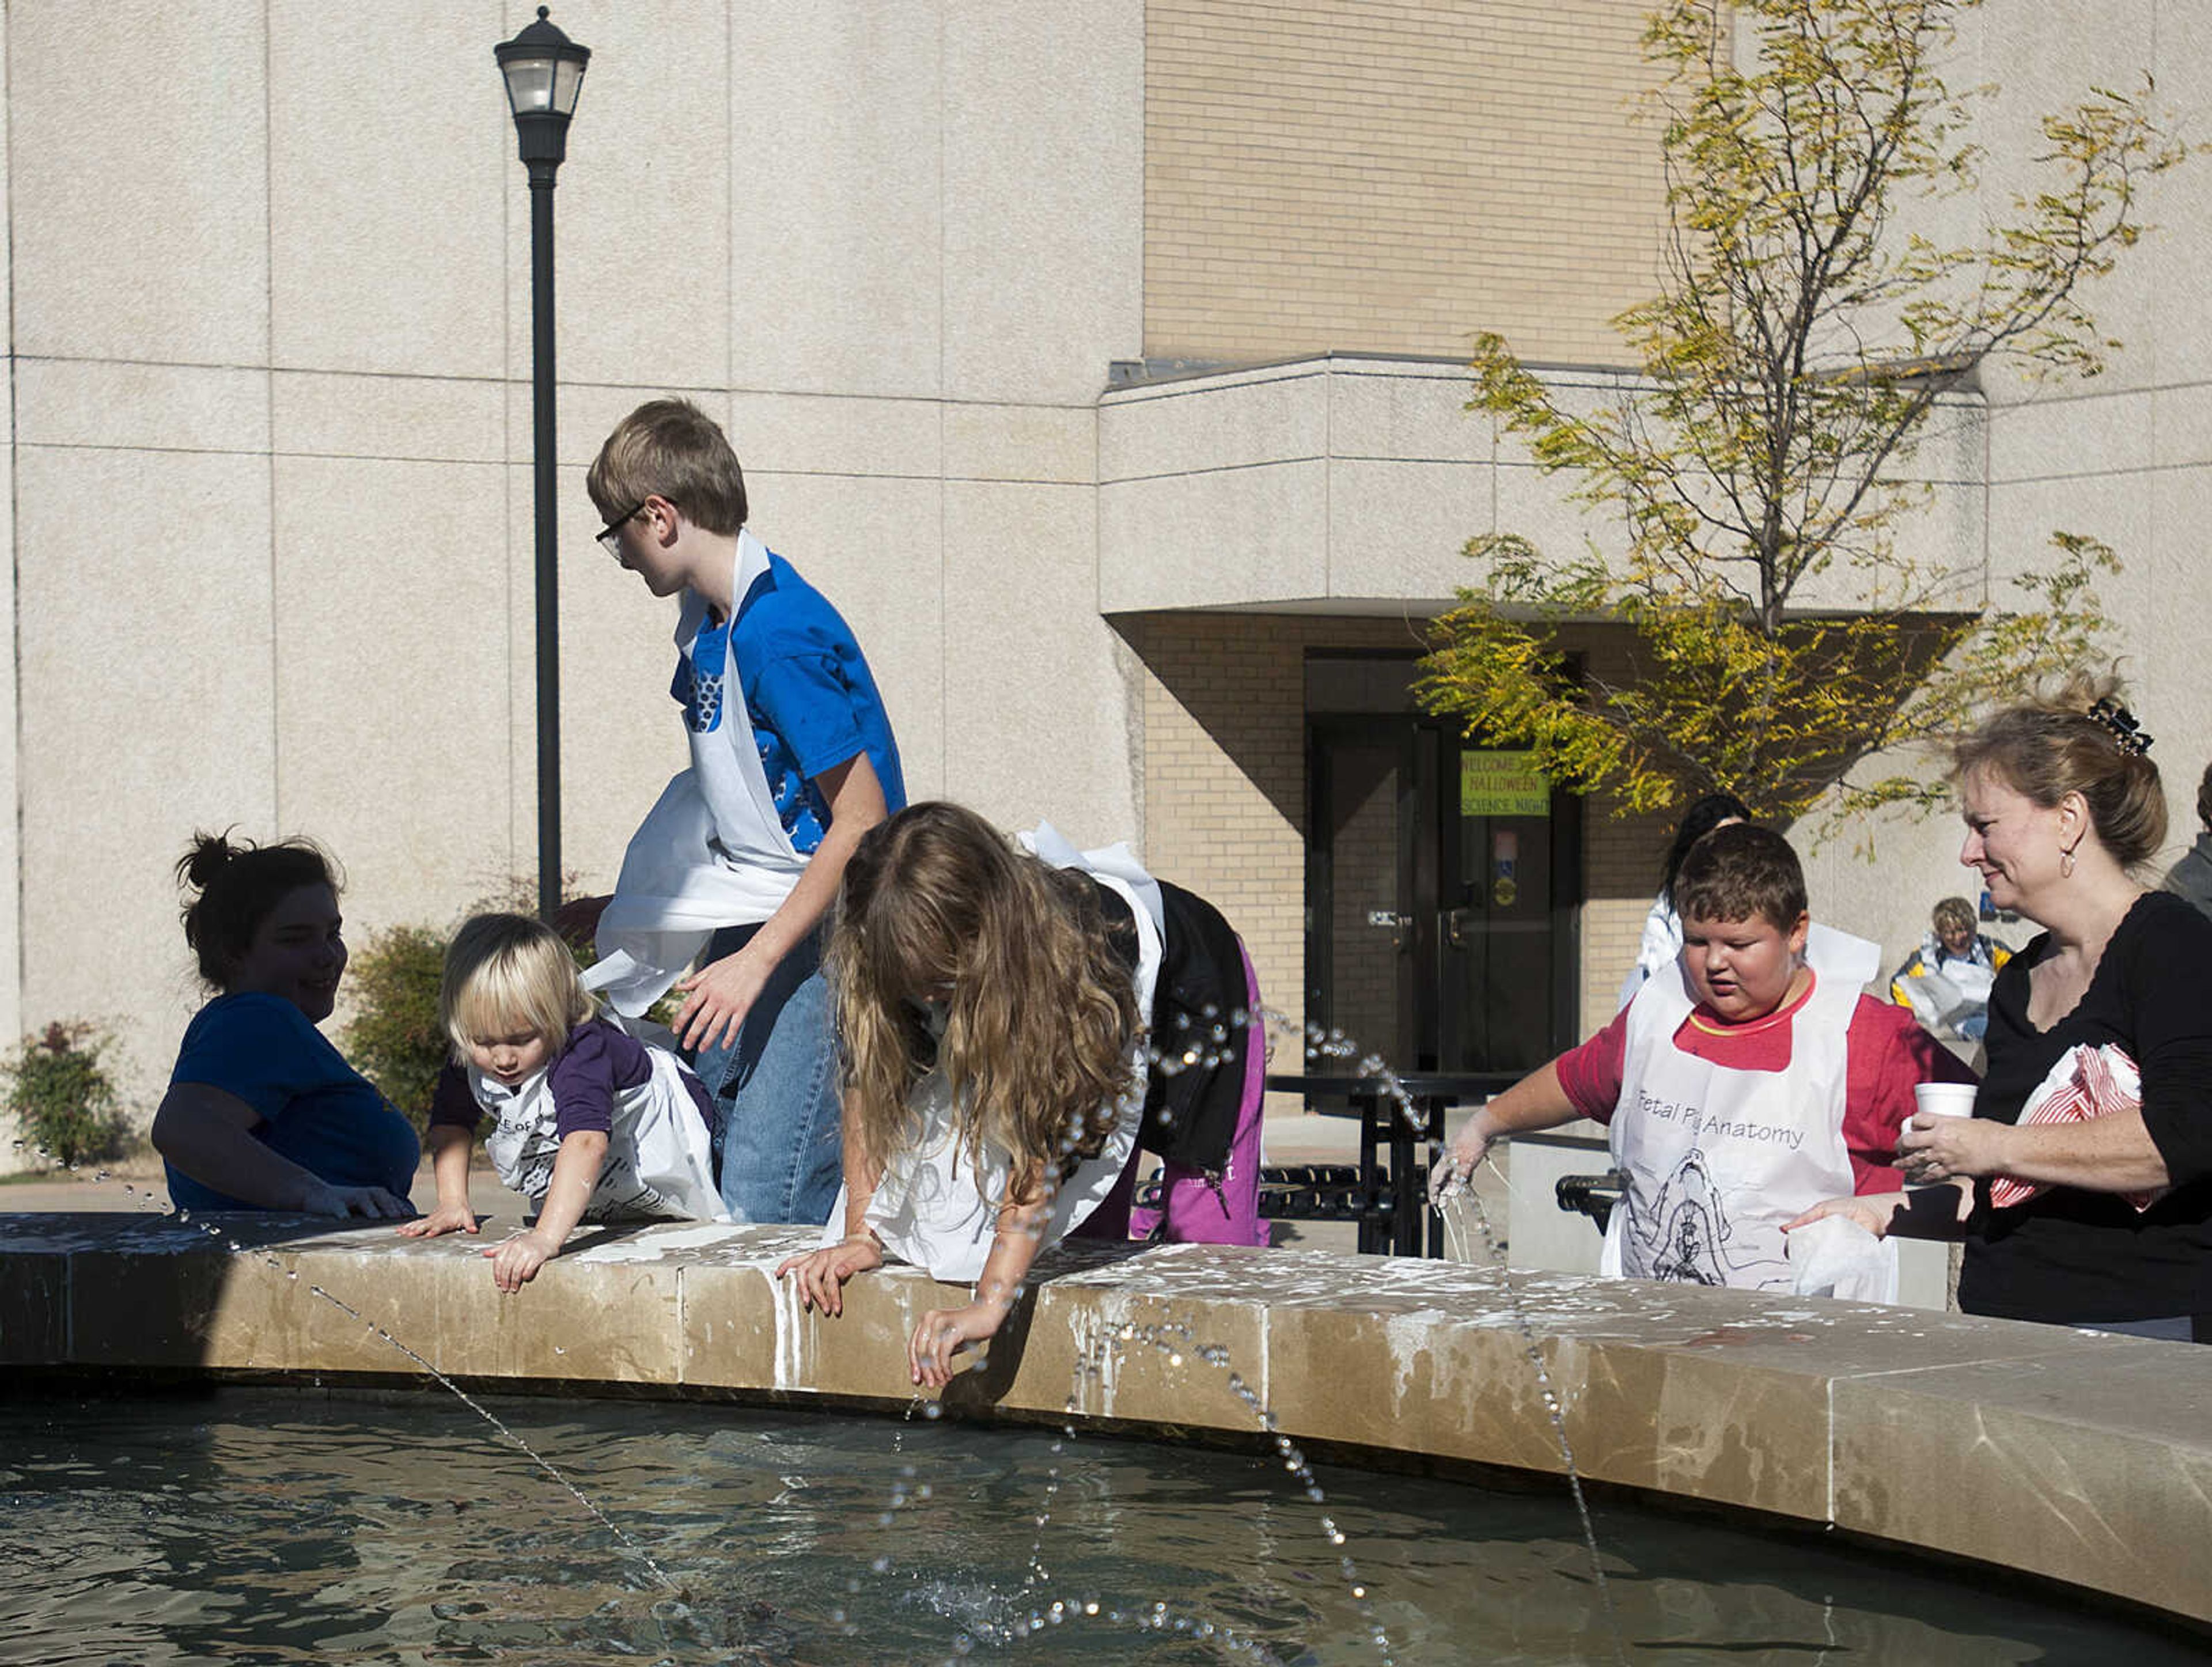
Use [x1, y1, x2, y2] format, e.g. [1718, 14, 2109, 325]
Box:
[1615, 891, 1683, 1012]
[471, 1028, 726, 1223]
[585, 531, 808, 1016]
[822, 832, 1165, 1283]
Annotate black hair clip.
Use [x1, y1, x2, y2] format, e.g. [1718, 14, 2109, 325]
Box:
[2087, 696, 2153, 758]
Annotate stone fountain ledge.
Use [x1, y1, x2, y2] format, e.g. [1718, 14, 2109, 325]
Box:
[3, 1212, 2207, 1629]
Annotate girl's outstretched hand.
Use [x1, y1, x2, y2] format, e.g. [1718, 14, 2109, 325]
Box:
[775, 1236, 884, 1317]
[396, 1202, 479, 1240]
[908, 1301, 1002, 1389]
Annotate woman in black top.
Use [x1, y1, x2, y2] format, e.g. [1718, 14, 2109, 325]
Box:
[1791, 677, 2212, 1339]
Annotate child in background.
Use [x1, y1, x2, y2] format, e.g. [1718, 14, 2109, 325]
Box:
[775, 802, 1268, 1387]
[1888, 895, 2010, 1041]
[398, 914, 723, 1290]
[1435, 824, 1972, 1297]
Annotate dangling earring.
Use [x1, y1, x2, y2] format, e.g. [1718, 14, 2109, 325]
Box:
[2061, 845, 2078, 878]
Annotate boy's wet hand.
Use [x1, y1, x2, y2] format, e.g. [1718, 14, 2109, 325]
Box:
[672, 947, 772, 1052]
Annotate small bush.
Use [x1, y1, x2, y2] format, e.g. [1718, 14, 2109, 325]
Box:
[4, 1021, 130, 1169]
[343, 925, 452, 1134]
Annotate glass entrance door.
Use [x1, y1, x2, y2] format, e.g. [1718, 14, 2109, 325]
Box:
[1308, 715, 1579, 1077]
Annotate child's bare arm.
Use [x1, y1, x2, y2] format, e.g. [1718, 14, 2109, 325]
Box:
[671, 751, 889, 1052]
[486, 1128, 608, 1292]
[908, 1188, 1051, 1389]
[397, 1124, 479, 1238]
[776, 1087, 889, 1314]
[1431, 1062, 1580, 1201]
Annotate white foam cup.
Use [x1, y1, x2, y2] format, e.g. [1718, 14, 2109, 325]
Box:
[1912, 1082, 1977, 1120]
[1906, 1081, 1976, 1188]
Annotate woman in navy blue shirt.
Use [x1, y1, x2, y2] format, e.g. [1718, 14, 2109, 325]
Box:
[151, 833, 418, 1217]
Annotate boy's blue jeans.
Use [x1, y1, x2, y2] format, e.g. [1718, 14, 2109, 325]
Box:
[694, 920, 843, 1225]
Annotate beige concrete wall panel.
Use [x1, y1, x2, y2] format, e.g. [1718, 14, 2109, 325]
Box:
[1963, 4, 2167, 400]
[14, 361, 270, 456]
[728, 391, 944, 482]
[1101, 366, 1328, 483]
[1323, 363, 1491, 467]
[270, 3, 505, 379]
[2135, 465, 2212, 868]
[1323, 457, 1491, 603]
[16, 446, 276, 1092]
[729, 4, 943, 398]
[942, 402, 1097, 486]
[1986, 390, 2142, 492]
[275, 371, 505, 465]
[505, 463, 692, 897]
[1144, 1, 1666, 365]
[271, 456, 514, 935]
[1491, 458, 1631, 574]
[10, 1, 269, 363]
[1099, 462, 1330, 612]
[941, 480, 1138, 841]
[940, 1, 1145, 403]
[1798, 798, 1999, 980]
[503, 5, 731, 394]
[744, 471, 947, 805]
[2151, 384, 2212, 473]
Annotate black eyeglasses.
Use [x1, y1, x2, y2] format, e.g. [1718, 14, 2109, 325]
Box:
[594, 501, 646, 555]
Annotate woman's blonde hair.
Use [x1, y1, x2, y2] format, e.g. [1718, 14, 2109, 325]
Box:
[440, 913, 594, 1059]
[830, 802, 1142, 1207]
[1953, 672, 2166, 867]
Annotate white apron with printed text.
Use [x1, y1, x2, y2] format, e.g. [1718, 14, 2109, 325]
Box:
[1601, 924, 1895, 1301]
[586, 532, 809, 1016]
[474, 1041, 725, 1223]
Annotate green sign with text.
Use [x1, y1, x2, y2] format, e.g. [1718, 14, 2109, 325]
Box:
[1459, 751, 1550, 817]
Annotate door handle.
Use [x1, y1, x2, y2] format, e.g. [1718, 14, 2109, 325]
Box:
[1445, 906, 1479, 950]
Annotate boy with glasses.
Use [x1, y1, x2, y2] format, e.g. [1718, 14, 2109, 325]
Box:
[574, 397, 905, 1225]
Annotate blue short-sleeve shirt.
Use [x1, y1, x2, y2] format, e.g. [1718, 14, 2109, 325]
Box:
[166, 992, 420, 1211]
[673, 550, 906, 853]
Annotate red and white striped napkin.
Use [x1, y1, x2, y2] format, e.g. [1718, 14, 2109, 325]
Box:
[1988, 1043, 2161, 1211]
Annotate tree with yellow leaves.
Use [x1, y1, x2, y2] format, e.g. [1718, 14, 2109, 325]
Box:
[1419, 0, 2183, 828]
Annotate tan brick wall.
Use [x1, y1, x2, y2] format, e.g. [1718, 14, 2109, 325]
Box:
[1115, 612, 1429, 1069]
[1145, 0, 1672, 365]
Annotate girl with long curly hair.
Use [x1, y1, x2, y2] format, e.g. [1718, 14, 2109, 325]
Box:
[777, 801, 1267, 1385]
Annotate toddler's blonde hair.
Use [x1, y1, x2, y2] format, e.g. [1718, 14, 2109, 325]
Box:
[441, 912, 594, 1060]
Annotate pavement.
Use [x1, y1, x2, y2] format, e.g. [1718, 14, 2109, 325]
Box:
[0, 1108, 1506, 1260]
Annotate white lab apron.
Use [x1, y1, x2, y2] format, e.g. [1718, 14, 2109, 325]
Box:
[474, 1039, 725, 1222]
[586, 531, 810, 1017]
[820, 841, 1164, 1284]
[1600, 923, 1896, 1302]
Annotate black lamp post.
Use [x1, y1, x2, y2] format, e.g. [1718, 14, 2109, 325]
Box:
[495, 6, 590, 922]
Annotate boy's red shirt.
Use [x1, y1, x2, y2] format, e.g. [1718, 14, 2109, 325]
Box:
[1554, 969, 1977, 1193]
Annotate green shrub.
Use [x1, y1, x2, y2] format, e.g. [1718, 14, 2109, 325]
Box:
[342, 925, 452, 1134]
[4, 1021, 130, 1169]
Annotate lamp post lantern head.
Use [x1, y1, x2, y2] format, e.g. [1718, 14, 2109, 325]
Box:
[495, 6, 590, 172]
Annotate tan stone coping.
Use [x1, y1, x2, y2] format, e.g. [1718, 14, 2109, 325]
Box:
[3, 1211, 2208, 1627]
